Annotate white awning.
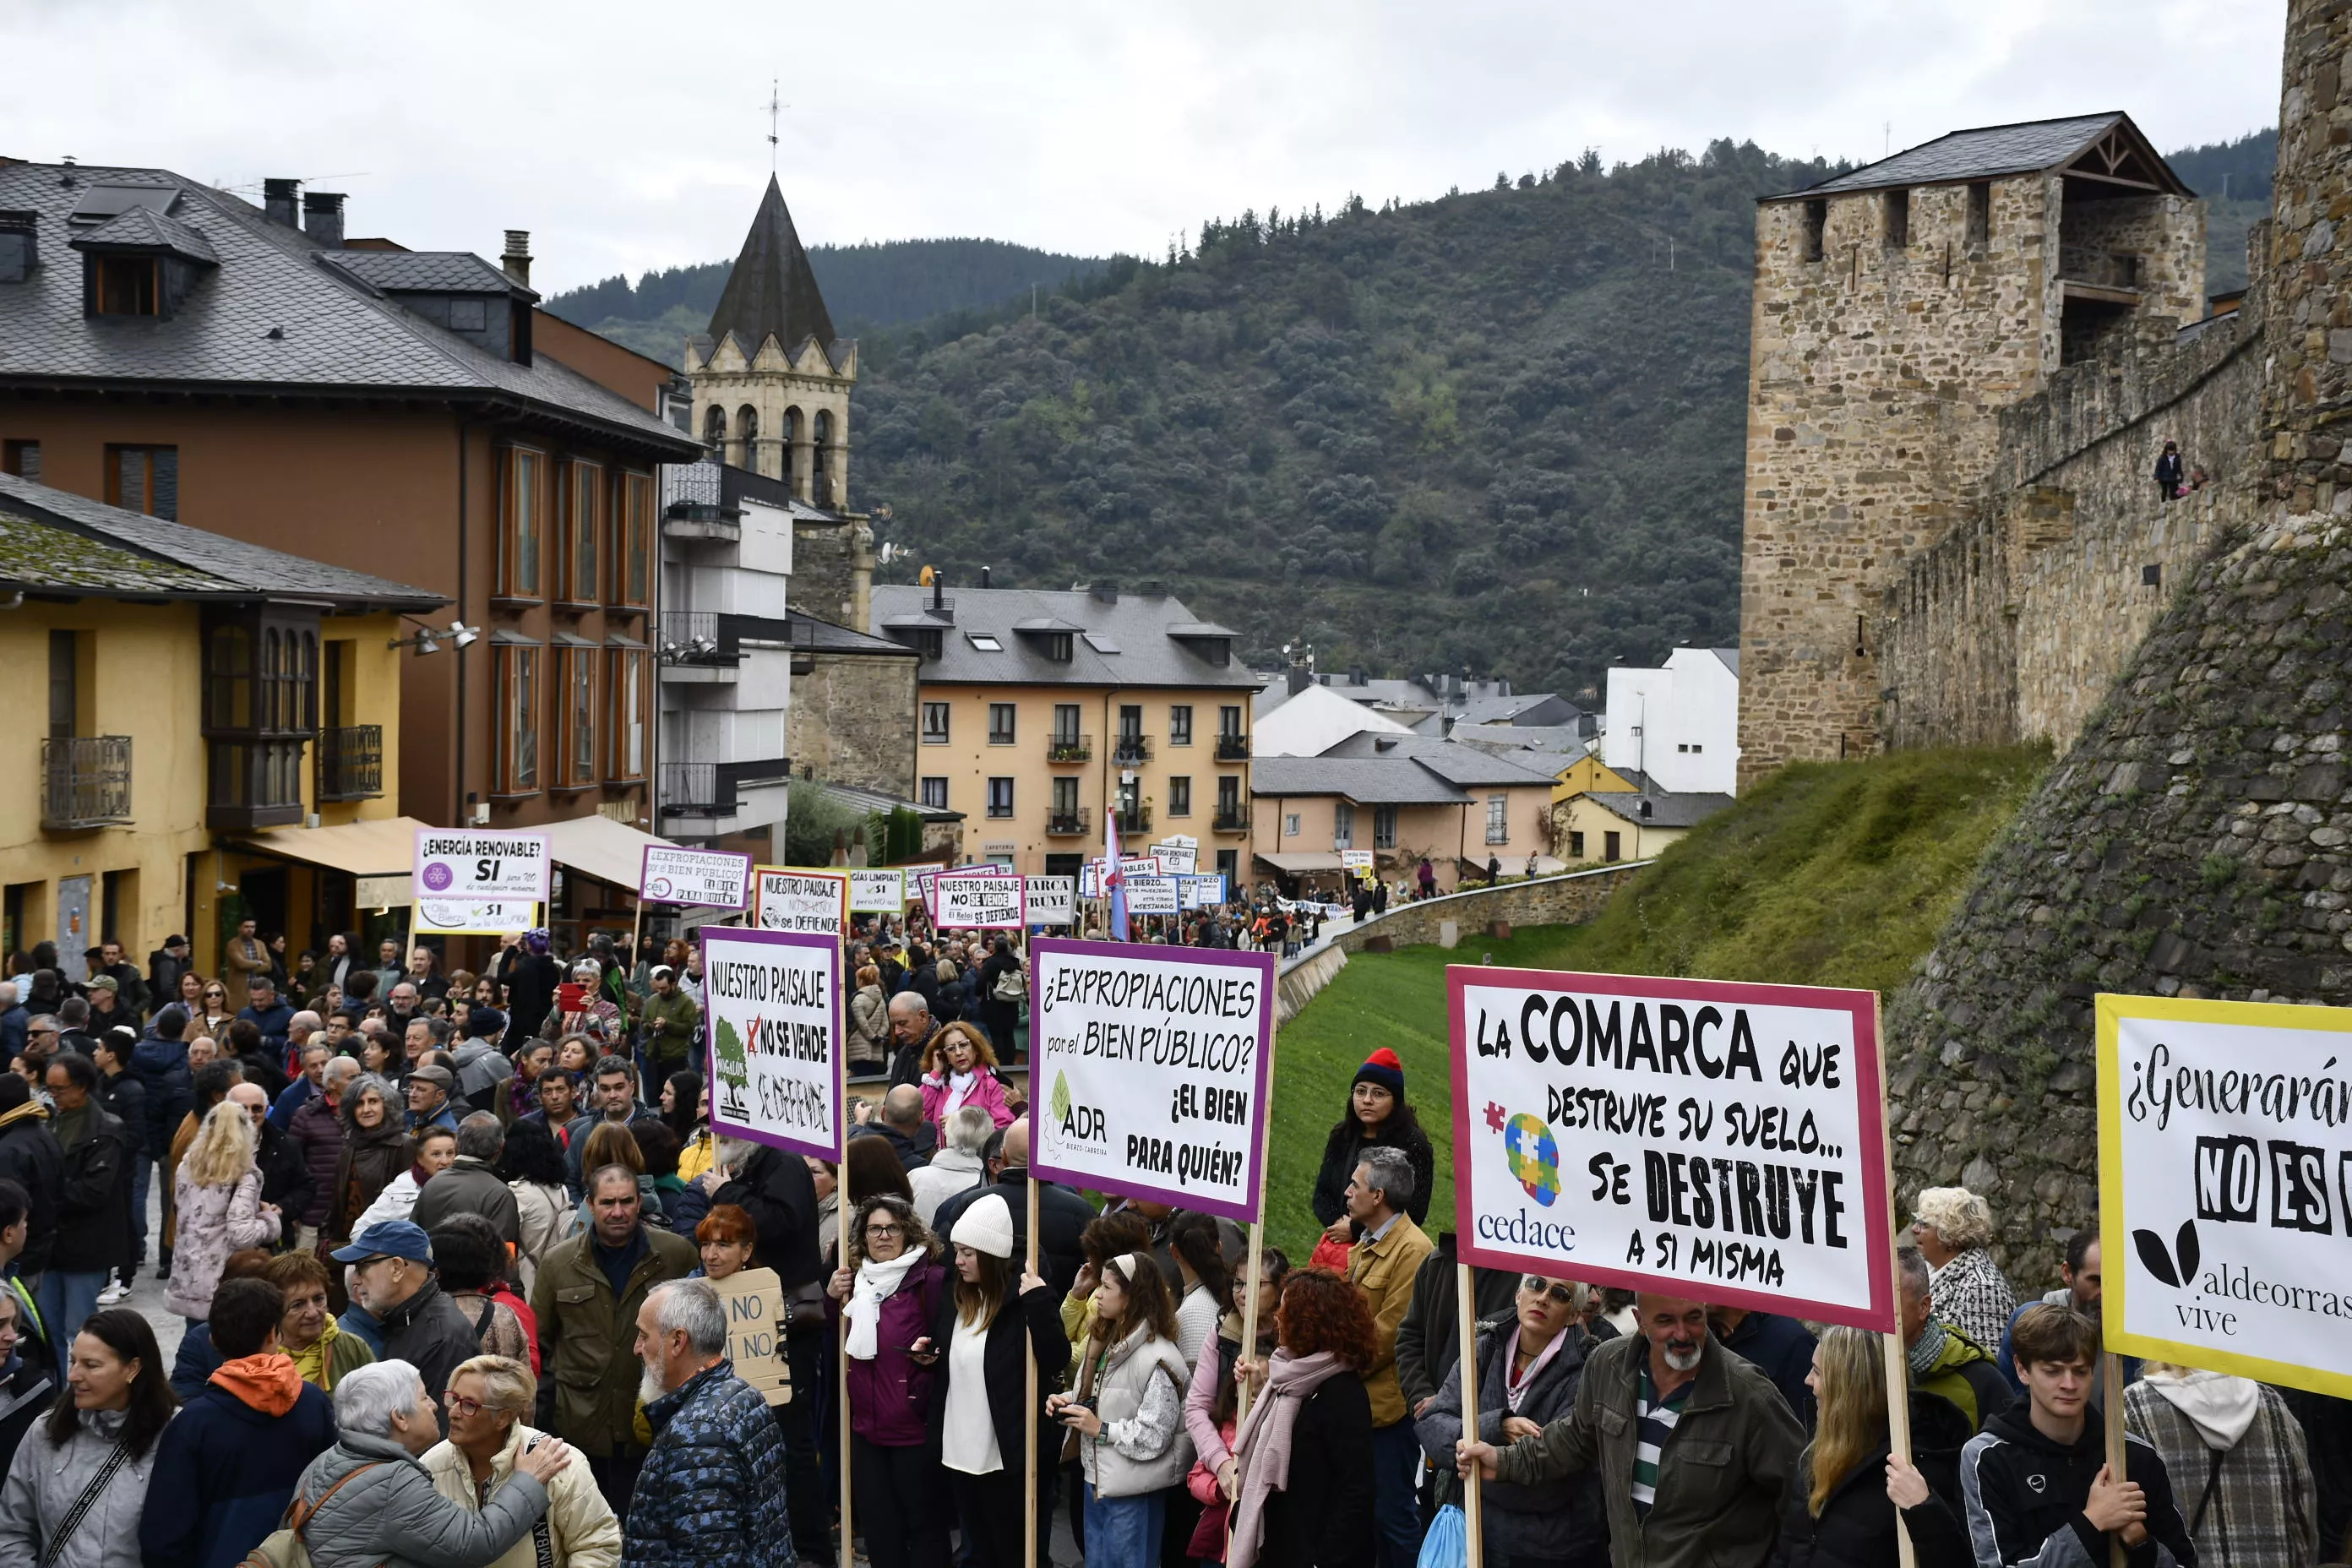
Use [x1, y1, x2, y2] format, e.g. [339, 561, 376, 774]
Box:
[240, 813, 681, 901]
[540, 813, 678, 893]
[1254, 851, 1344, 874]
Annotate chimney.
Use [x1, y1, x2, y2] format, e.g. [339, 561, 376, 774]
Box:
[263, 178, 300, 228]
[1286, 663, 1312, 696]
[932, 574, 945, 612]
[302, 191, 345, 248]
[1090, 580, 1119, 604]
[980, 566, 991, 589]
[0, 211, 35, 285]
[501, 230, 531, 287]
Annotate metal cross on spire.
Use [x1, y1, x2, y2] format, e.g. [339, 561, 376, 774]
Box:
[767, 79, 788, 170]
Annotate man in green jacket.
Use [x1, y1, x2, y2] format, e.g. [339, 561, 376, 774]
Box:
[1459, 1292, 1804, 1568]
[531, 1162, 696, 1522]
[1898, 1247, 2012, 1431]
[636, 966, 700, 1080]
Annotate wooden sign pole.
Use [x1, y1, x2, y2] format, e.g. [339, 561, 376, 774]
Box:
[1236, 1022, 1279, 1429]
[1874, 996, 1917, 1568]
[1024, 1175, 1042, 1568]
[836, 1156, 853, 1568]
[1455, 1264, 1485, 1565]
[2104, 1353, 2127, 1568]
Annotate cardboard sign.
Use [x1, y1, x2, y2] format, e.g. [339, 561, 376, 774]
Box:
[640, 845, 754, 911]
[703, 927, 844, 1161]
[1340, 848, 1375, 874]
[416, 828, 551, 901]
[1451, 968, 1894, 1331]
[937, 870, 1025, 929]
[1028, 939, 1276, 1223]
[849, 868, 907, 913]
[754, 869, 848, 937]
[1024, 876, 1076, 928]
[1150, 841, 1199, 874]
[709, 1266, 792, 1405]
[2098, 994, 2352, 1397]
[1126, 874, 1180, 915]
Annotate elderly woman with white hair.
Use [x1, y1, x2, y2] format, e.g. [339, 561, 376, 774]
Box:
[1910, 1185, 2017, 1353]
[288, 1357, 574, 1568]
[536, 961, 623, 1050]
[423, 1354, 621, 1568]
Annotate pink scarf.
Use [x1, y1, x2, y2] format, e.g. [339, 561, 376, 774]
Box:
[1226, 1349, 1348, 1568]
[1502, 1324, 1567, 1413]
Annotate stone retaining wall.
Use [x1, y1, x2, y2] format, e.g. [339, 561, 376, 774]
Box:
[1326, 863, 1650, 955]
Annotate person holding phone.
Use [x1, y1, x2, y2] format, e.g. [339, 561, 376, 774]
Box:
[928, 1192, 1066, 1568]
[535, 964, 620, 1053]
[825, 1194, 950, 1568]
[1048, 1250, 1194, 1568]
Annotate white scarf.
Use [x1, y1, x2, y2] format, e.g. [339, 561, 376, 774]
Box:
[845, 1248, 925, 1360]
[945, 1069, 978, 1118]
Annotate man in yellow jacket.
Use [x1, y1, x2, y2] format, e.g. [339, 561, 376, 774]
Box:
[1347, 1144, 1435, 1568]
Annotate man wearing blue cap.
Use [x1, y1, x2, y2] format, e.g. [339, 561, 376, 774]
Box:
[332, 1219, 478, 1435]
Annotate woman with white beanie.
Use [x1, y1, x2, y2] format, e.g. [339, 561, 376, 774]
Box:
[922, 1190, 1068, 1568]
[825, 1193, 953, 1568]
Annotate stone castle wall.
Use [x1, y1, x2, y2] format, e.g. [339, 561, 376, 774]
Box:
[786, 649, 918, 798]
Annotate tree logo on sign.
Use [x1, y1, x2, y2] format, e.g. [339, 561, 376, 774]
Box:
[714, 1018, 752, 1117]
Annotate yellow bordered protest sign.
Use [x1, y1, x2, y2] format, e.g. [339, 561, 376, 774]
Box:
[2097, 992, 2352, 1399]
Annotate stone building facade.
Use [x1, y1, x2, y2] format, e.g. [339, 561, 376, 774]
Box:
[1737, 117, 2204, 781]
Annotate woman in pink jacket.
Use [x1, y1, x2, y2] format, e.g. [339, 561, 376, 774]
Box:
[918, 1022, 1016, 1134]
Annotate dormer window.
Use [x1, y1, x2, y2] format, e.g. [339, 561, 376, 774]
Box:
[94, 254, 157, 315]
[69, 196, 217, 322]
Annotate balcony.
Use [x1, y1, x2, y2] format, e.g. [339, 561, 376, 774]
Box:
[42, 736, 132, 830]
[1112, 734, 1152, 765]
[1215, 733, 1249, 761]
[1048, 734, 1092, 764]
[1114, 804, 1152, 835]
[315, 725, 384, 802]
[659, 756, 792, 821]
[1212, 806, 1251, 834]
[1046, 807, 1092, 836]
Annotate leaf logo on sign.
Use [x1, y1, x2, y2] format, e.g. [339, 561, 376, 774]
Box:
[2132, 1219, 2202, 1289]
[1050, 1071, 1072, 1124]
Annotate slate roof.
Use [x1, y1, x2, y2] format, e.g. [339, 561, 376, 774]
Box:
[787, 608, 917, 656]
[319, 248, 530, 297]
[0, 162, 698, 459]
[706, 176, 841, 367]
[1250, 754, 1473, 805]
[1712, 647, 1740, 675]
[0, 472, 443, 608]
[868, 585, 1260, 689]
[1773, 112, 2191, 200]
[69, 204, 219, 264]
[1454, 692, 1573, 726]
[1315, 731, 1560, 787]
[1580, 788, 1734, 830]
[1449, 722, 1591, 757]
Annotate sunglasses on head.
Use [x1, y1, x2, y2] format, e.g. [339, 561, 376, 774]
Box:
[1522, 1277, 1578, 1306]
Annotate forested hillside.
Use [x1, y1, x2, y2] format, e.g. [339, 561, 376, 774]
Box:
[545, 238, 1105, 362]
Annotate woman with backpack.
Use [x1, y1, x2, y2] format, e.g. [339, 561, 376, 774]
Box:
[977, 938, 1024, 1063]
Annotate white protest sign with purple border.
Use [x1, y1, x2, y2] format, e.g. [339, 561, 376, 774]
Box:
[640, 845, 754, 910]
[703, 927, 844, 1162]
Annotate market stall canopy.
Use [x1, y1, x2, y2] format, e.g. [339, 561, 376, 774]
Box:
[1254, 851, 1345, 874]
[539, 813, 679, 894]
[234, 816, 434, 909]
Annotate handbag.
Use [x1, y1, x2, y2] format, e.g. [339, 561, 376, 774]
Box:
[236, 1461, 383, 1568]
[1416, 1503, 1468, 1568]
[1307, 1233, 1353, 1275]
[39, 1440, 133, 1568]
[992, 966, 1026, 1003]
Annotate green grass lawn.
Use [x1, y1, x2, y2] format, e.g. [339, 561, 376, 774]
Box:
[1261, 747, 2047, 1263]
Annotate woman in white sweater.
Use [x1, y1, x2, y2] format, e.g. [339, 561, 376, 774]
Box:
[351, 1124, 456, 1237]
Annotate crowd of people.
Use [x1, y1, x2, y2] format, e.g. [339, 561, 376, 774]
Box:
[2, 915, 2349, 1568]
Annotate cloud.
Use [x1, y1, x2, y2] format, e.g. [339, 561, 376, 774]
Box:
[0, 0, 2286, 293]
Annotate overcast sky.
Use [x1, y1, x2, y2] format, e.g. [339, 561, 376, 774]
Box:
[6, 0, 2289, 296]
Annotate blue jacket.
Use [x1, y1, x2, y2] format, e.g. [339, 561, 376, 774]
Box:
[139, 1370, 337, 1568]
[170, 1322, 222, 1402]
[407, 1101, 460, 1137]
[1717, 1308, 1818, 1430]
[0, 1004, 26, 1058]
[623, 1360, 790, 1568]
[128, 1027, 193, 1158]
[238, 999, 295, 1057]
[268, 1075, 317, 1130]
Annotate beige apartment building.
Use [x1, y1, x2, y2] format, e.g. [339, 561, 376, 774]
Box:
[868, 582, 1258, 879]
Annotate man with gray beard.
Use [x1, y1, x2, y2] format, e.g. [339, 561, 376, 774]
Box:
[1458, 1293, 1805, 1568]
[623, 1279, 790, 1568]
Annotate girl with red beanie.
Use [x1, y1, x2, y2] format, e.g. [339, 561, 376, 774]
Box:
[1309, 1048, 1434, 1266]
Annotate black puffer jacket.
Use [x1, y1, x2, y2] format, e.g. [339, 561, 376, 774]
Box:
[0, 1103, 62, 1275]
[49, 1103, 132, 1275]
[1310, 1113, 1435, 1228]
[1769, 1392, 1975, 1568]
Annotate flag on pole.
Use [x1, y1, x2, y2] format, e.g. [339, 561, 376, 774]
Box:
[1104, 799, 1129, 941]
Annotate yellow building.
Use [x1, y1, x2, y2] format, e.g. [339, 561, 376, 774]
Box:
[1251, 737, 1560, 895]
[0, 475, 440, 981]
[1550, 764, 1734, 867]
[868, 582, 1257, 880]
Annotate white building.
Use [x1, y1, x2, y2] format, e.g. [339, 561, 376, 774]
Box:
[1603, 648, 1740, 795]
[1251, 680, 1414, 757]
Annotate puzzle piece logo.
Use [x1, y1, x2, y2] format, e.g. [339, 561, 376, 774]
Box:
[1501, 1113, 1560, 1207]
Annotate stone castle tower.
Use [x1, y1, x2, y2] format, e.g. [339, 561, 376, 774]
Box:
[1735, 117, 2205, 782]
[684, 177, 857, 509]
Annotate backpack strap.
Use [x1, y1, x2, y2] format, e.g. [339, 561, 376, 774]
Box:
[2187, 1442, 2229, 1538]
[289, 1461, 385, 1541]
[38, 1440, 133, 1568]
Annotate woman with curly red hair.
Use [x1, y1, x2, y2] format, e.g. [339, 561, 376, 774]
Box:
[1224, 1269, 1377, 1567]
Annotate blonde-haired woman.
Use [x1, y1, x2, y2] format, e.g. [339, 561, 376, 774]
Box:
[166, 1100, 280, 1322]
[1909, 1187, 2016, 1353]
[422, 1354, 622, 1568]
[1767, 1325, 1972, 1567]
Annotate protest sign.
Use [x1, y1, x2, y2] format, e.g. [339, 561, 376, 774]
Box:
[912, 864, 945, 921]
[1340, 849, 1375, 874]
[1126, 874, 1179, 915]
[702, 927, 843, 1161]
[753, 868, 848, 936]
[1079, 863, 1102, 900]
[1024, 876, 1076, 928]
[413, 828, 547, 933]
[1150, 841, 1199, 874]
[1119, 856, 1162, 881]
[640, 845, 754, 910]
[2098, 994, 2352, 1398]
[937, 869, 1025, 929]
[708, 1266, 792, 1405]
[1179, 874, 1226, 909]
[849, 868, 906, 913]
[1028, 939, 1275, 1223]
[1451, 967, 1894, 1331]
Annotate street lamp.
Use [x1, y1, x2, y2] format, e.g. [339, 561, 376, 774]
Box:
[389, 618, 477, 654]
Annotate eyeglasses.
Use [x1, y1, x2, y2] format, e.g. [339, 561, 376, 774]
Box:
[1521, 1277, 1579, 1306]
[866, 1224, 905, 1240]
[442, 1390, 492, 1418]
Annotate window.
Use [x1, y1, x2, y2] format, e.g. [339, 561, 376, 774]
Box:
[922, 702, 950, 743]
[920, 776, 949, 810]
[1283, 813, 1300, 838]
[493, 644, 541, 793]
[736, 404, 760, 471]
[1884, 188, 1909, 248]
[1169, 776, 1191, 817]
[1169, 705, 1193, 746]
[1053, 704, 1081, 746]
[1333, 801, 1354, 849]
[564, 461, 602, 605]
[987, 777, 1014, 818]
[1603, 830, 1622, 863]
[1567, 830, 1587, 858]
[605, 649, 646, 780]
[555, 647, 597, 787]
[988, 703, 1016, 745]
[1, 439, 37, 480]
[1485, 794, 1508, 845]
[779, 408, 799, 492]
[968, 634, 1004, 652]
[1052, 776, 1080, 815]
[1690, 743, 1703, 753]
[1374, 804, 1396, 849]
[615, 472, 652, 608]
[93, 253, 158, 315]
[1042, 632, 1073, 662]
[498, 447, 546, 600]
[49, 629, 79, 739]
[1802, 199, 1827, 263]
[106, 444, 177, 520]
[1219, 705, 1243, 737]
[1217, 849, 1238, 881]
[200, 608, 317, 830]
[813, 410, 835, 504]
[1966, 182, 1991, 248]
[1217, 776, 1240, 818]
